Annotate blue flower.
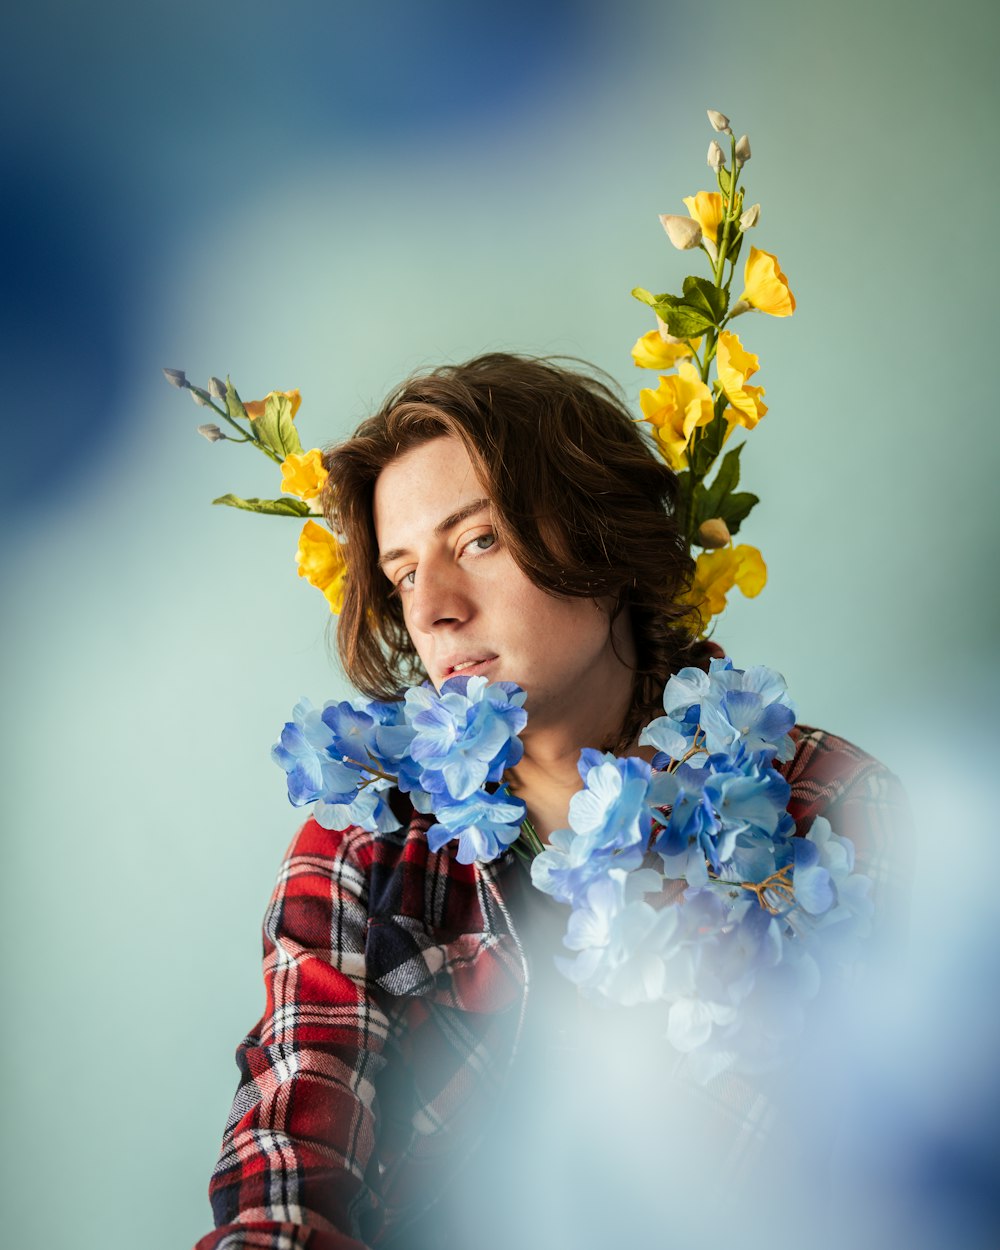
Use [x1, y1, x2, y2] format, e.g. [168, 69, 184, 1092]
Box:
[406, 676, 527, 802]
[651, 751, 792, 884]
[556, 868, 679, 1005]
[271, 698, 370, 807]
[659, 659, 796, 762]
[314, 782, 400, 834]
[531, 752, 653, 906]
[425, 785, 526, 864]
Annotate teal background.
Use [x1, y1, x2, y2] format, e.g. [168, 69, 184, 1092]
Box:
[2, 1, 998, 1246]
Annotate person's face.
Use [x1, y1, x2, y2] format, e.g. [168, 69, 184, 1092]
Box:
[372, 434, 630, 735]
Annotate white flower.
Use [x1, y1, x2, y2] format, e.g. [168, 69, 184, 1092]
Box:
[659, 214, 703, 250]
[707, 109, 731, 134]
[197, 423, 225, 442]
[739, 203, 760, 231]
[735, 134, 751, 166]
[707, 140, 726, 172]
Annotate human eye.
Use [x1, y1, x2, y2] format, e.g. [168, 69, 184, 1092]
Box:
[460, 530, 496, 558]
[390, 567, 417, 596]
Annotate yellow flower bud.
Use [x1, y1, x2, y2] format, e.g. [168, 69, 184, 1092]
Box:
[740, 247, 796, 317]
[681, 192, 724, 244]
[659, 214, 702, 250]
[244, 389, 303, 421]
[697, 518, 731, 548]
[281, 448, 329, 502]
[295, 520, 347, 614]
[631, 330, 701, 371]
[707, 109, 731, 134]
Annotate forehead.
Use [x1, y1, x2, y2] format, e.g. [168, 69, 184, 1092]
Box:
[372, 433, 489, 555]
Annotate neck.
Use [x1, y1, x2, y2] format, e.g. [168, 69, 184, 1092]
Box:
[506, 616, 645, 841]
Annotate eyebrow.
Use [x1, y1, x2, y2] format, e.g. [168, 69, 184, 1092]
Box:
[377, 497, 492, 569]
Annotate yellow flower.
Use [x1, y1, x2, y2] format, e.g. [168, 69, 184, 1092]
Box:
[681, 192, 724, 244]
[631, 330, 701, 371]
[716, 332, 768, 429]
[244, 388, 303, 421]
[295, 520, 347, 614]
[684, 544, 767, 635]
[740, 248, 796, 317]
[639, 362, 714, 470]
[281, 448, 329, 502]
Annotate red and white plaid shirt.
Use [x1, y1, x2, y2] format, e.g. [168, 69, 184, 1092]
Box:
[193, 724, 907, 1250]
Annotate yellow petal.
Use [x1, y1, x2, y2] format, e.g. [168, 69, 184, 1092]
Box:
[639, 366, 714, 470]
[295, 520, 347, 614]
[716, 332, 768, 428]
[631, 330, 695, 371]
[281, 448, 329, 501]
[733, 545, 767, 596]
[681, 192, 724, 244]
[684, 544, 768, 635]
[245, 388, 303, 421]
[740, 248, 796, 317]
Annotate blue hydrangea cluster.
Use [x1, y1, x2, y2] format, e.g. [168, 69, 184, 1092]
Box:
[271, 675, 527, 864]
[273, 661, 873, 1077]
[530, 659, 873, 1078]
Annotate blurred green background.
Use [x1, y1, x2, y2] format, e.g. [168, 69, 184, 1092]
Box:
[2, 1, 998, 1247]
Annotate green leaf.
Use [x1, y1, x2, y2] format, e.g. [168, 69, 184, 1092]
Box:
[631, 286, 660, 308]
[225, 377, 250, 424]
[681, 276, 728, 325]
[717, 490, 758, 536]
[698, 444, 744, 519]
[212, 493, 312, 517]
[691, 411, 729, 479]
[717, 166, 733, 197]
[253, 392, 304, 459]
[654, 299, 714, 339]
[632, 288, 714, 337]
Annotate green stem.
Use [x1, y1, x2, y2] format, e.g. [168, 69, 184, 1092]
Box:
[516, 816, 545, 858]
[200, 396, 284, 464]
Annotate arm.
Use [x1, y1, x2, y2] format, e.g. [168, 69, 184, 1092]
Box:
[194, 819, 394, 1250]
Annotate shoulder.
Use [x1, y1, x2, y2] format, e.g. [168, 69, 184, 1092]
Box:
[278, 792, 489, 932]
[779, 723, 903, 835]
[779, 724, 910, 920]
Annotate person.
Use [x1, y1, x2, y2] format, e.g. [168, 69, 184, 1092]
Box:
[193, 354, 906, 1250]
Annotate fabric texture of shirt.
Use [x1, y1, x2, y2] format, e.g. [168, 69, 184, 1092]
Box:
[193, 724, 907, 1250]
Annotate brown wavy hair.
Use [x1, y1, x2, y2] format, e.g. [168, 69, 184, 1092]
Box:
[323, 353, 696, 749]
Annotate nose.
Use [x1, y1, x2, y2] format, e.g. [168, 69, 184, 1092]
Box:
[404, 558, 474, 635]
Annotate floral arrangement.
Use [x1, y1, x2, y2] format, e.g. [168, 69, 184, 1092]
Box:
[164, 108, 789, 638]
[630, 107, 794, 635]
[166, 112, 867, 1079]
[159, 373, 346, 611]
[272, 660, 872, 1080]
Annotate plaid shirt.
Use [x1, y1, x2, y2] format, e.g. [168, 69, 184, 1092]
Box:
[193, 724, 907, 1250]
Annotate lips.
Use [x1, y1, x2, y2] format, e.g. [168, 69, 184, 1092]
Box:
[442, 654, 499, 680]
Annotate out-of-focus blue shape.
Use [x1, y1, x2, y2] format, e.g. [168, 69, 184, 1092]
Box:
[0, 144, 128, 518]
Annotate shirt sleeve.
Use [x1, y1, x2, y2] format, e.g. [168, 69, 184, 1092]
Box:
[193, 820, 393, 1250]
[824, 757, 913, 945]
